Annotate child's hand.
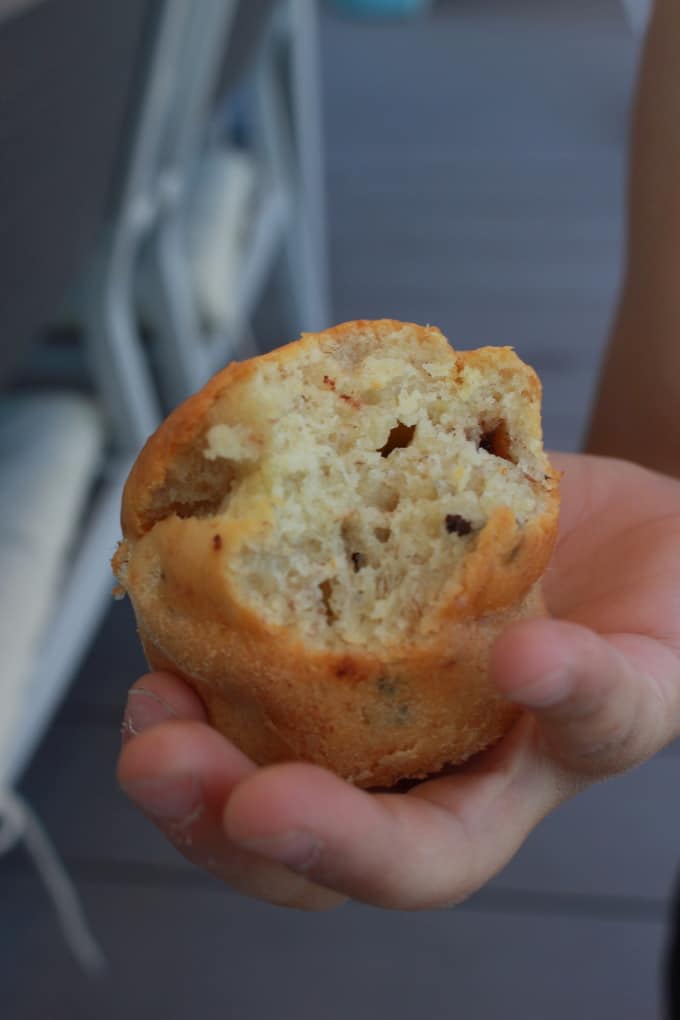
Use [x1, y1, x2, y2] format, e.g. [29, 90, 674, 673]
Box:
[117, 454, 680, 910]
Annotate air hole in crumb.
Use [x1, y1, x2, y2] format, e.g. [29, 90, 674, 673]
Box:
[505, 539, 523, 563]
[363, 389, 382, 405]
[319, 579, 336, 625]
[375, 526, 391, 543]
[143, 455, 241, 532]
[375, 486, 399, 513]
[157, 497, 226, 522]
[351, 552, 366, 572]
[212, 534, 222, 551]
[479, 420, 515, 463]
[378, 422, 416, 458]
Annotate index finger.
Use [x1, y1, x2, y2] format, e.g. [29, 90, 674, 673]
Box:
[222, 717, 570, 910]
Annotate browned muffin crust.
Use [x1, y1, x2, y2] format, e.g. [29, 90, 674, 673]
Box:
[114, 320, 559, 787]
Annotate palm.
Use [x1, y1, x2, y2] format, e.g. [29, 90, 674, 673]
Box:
[545, 453, 680, 647]
[119, 453, 680, 911]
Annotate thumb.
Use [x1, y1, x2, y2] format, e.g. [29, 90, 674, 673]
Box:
[491, 619, 678, 777]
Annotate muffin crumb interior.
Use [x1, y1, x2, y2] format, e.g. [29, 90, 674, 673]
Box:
[144, 324, 551, 646]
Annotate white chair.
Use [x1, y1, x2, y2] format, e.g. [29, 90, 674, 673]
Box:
[0, 1, 209, 972]
[76, 0, 195, 450]
[139, 0, 331, 408]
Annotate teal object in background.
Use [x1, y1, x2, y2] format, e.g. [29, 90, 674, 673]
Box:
[329, 0, 432, 18]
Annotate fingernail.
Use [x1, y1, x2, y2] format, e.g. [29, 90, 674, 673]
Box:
[122, 687, 178, 743]
[236, 830, 323, 874]
[513, 668, 572, 708]
[120, 774, 202, 827]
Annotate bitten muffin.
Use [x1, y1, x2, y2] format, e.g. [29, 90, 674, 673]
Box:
[113, 319, 560, 787]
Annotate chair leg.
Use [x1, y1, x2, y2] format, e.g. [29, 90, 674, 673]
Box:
[139, 213, 211, 407]
[288, 0, 331, 330]
[80, 235, 161, 451]
[254, 0, 331, 338]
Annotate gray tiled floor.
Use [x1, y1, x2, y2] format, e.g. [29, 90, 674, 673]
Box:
[325, 0, 635, 453]
[7, 2, 674, 1019]
[3, 875, 669, 1020]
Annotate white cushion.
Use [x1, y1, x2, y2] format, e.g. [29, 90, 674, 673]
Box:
[0, 392, 103, 781]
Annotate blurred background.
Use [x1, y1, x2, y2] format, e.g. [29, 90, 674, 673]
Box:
[1, 0, 673, 1017]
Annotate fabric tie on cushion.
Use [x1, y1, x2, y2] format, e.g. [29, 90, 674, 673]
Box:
[0, 788, 105, 973]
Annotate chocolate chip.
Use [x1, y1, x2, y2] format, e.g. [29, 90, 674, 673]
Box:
[479, 421, 514, 463]
[445, 514, 472, 536]
[377, 677, 398, 697]
[212, 534, 222, 550]
[335, 657, 358, 678]
[351, 551, 365, 572]
[396, 703, 410, 723]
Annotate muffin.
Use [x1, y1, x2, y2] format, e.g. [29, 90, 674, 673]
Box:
[113, 319, 559, 787]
